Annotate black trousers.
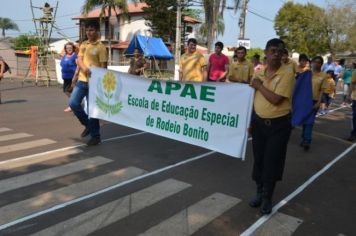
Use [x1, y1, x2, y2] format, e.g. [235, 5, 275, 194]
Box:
[251, 113, 292, 183]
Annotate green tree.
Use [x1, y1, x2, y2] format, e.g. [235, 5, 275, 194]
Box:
[82, 0, 133, 65]
[10, 34, 39, 50]
[0, 17, 19, 38]
[274, 2, 330, 57]
[140, 0, 177, 42]
[139, 1, 197, 43]
[326, 0, 356, 53]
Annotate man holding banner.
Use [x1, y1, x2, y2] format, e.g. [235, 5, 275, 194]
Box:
[69, 20, 108, 146]
[249, 38, 295, 215]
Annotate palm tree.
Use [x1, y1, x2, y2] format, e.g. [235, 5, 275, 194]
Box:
[199, 14, 225, 46]
[202, 0, 240, 52]
[0, 17, 19, 38]
[82, 0, 133, 65]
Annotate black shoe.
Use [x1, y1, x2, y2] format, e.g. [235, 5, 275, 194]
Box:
[260, 198, 272, 215]
[346, 136, 356, 142]
[249, 182, 263, 208]
[303, 143, 310, 151]
[249, 194, 262, 208]
[86, 137, 101, 146]
[81, 127, 90, 138]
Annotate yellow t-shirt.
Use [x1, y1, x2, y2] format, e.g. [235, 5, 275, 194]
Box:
[253, 64, 295, 119]
[351, 71, 356, 100]
[179, 51, 207, 82]
[78, 40, 108, 82]
[321, 77, 335, 94]
[228, 60, 254, 83]
[311, 71, 326, 101]
[283, 59, 298, 75]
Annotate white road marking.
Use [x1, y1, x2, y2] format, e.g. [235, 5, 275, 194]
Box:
[0, 133, 32, 142]
[316, 105, 348, 118]
[140, 192, 241, 236]
[0, 156, 112, 194]
[0, 128, 12, 132]
[31, 179, 191, 236]
[251, 212, 303, 236]
[241, 143, 356, 236]
[0, 166, 147, 227]
[0, 151, 215, 231]
[0, 149, 83, 171]
[0, 132, 145, 166]
[0, 139, 56, 154]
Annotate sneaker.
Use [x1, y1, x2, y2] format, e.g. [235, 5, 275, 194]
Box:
[80, 127, 90, 138]
[86, 137, 101, 146]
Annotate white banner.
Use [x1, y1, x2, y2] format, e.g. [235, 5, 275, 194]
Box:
[89, 68, 254, 159]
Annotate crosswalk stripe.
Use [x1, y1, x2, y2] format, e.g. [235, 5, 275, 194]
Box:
[0, 128, 12, 132]
[0, 149, 83, 171]
[140, 192, 241, 236]
[0, 139, 56, 154]
[251, 212, 303, 236]
[0, 133, 33, 142]
[31, 179, 191, 236]
[0, 156, 113, 194]
[0, 166, 147, 225]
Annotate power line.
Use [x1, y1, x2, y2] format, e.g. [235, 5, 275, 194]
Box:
[247, 8, 274, 22]
[248, 5, 274, 19]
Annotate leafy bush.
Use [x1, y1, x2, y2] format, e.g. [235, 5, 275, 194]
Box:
[10, 34, 39, 50]
[246, 48, 264, 60]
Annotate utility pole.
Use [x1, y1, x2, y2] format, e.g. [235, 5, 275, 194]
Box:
[174, 0, 182, 81]
[175, 0, 182, 66]
[239, 0, 249, 39]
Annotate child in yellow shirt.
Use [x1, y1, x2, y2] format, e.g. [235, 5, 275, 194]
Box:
[320, 70, 336, 114]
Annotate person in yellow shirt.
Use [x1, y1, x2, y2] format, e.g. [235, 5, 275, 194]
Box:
[297, 53, 310, 74]
[300, 56, 326, 150]
[281, 49, 298, 75]
[69, 20, 108, 146]
[346, 66, 356, 141]
[228, 46, 254, 83]
[179, 38, 207, 82]
[320, 70, 336, 115]
[249, 38, 295, 215]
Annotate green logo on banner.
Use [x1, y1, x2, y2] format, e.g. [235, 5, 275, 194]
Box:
[96, 71, 123, 116]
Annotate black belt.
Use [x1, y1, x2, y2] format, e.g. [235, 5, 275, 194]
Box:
[255, 113, 291, 126]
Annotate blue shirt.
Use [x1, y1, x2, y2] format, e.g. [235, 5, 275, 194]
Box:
[321, 62, 336, 72]
[60, 53, 77, 79]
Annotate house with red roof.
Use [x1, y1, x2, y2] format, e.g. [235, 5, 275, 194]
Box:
[72, 2, 201, 65]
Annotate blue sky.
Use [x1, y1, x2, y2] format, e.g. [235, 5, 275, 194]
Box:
[1, 0, 326, 48]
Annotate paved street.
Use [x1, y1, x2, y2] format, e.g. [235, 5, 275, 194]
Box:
[0, 78, 355, 236]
